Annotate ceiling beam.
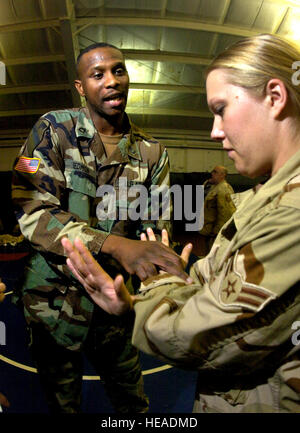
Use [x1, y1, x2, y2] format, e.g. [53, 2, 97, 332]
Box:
[0, 19, 62, 33]
[3, 54, 65, 66]
[75, 17, 265, 38]
[0, 82, 206, 95]
[0, 83, 70, 95]
[0, 14, 282, 38]
[123, 49, 211, 65]
[1, 50, 211, 67]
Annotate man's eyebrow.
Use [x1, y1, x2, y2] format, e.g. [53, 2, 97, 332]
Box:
[89, 62, 126, 71]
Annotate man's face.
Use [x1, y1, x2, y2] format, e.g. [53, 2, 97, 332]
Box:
[75, 46, 129, 118]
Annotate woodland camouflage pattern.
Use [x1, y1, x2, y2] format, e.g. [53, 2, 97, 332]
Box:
[132, 149, 300, 413]
[12, 107, 172, 351]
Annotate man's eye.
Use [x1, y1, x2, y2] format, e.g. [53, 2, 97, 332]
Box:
[94, 73, 103, 79]
[115, 68, 126, 75]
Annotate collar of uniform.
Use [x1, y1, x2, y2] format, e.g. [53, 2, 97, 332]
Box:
[233, 148, 300, 231]
[75, 109, 142, 161]
[75, 107, 97, 139]
[116, 115, 143, 161]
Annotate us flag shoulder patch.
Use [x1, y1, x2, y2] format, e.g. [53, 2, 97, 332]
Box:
[15, 156, 40, 174]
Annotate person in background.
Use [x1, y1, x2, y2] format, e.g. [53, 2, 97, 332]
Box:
[11, 42, 189, 414]
[199, 165, 235, 255]
[62, 33, 300, 413]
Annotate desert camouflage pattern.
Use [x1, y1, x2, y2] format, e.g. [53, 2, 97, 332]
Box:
[132, 149, 300, 413]
[199, 179, 236, 237]
[11, 107, 172, 350]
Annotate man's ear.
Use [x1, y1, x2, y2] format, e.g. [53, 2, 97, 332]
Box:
[265, 78, 288, 118]
[74, 79, 85, 97]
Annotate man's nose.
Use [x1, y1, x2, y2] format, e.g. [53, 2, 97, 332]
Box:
[104, 71, 119, 87]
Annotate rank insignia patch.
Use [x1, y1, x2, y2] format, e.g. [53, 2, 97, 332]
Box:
[15, 156, 40, 174]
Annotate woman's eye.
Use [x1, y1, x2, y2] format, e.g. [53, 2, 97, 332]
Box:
[216, 106, 225, 116]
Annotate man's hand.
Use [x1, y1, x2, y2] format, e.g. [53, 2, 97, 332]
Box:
[61, 237, 133, 315]
[101, 232, 193, 283]
[0, 281, 6, 303]
[141, 228, 193, 269]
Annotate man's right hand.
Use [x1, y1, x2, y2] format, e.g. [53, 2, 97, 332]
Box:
[101, 233, 193, 283]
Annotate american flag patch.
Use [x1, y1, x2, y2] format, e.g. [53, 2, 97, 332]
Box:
[15, 156, 40, 174]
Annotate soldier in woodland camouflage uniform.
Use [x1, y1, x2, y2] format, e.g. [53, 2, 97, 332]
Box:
[199, 165, 236, 255]
[63, 34, 300, 413]
[11, 43, 189, 413]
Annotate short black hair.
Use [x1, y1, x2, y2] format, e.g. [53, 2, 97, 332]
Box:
[76, 42, 122, 77]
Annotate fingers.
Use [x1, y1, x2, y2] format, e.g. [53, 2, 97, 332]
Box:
[161, 229, 169, 247]
[136, 262, 158, 281]
[140, 227, 169, 246]
[62, 237, 113, 290]
[181, 243, 193, 266]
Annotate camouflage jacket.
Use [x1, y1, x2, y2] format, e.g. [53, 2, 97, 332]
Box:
[12, 107, 172, 351]
[132, 149, 300, 412]
[199, 180, 236, 237]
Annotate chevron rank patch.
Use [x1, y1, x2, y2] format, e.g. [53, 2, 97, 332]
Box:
[15, 156, 40, 174]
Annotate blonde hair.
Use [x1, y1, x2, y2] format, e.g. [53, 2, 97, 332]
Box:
[206, 33, 300, 114]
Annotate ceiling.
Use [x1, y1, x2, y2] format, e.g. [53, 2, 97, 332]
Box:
[0, 0, 300, 153]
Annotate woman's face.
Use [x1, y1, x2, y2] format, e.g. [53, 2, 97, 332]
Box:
[206, 69, 275, 178]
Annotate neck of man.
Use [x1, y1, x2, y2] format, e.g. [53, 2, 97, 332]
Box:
[88, 105, 126, 136]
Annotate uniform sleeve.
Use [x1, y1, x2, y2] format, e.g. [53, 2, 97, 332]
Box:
[132, 202, 300, 374]
[139, 145, 173, 240]
[12, 118, 108, 259]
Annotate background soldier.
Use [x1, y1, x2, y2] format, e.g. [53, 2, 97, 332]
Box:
[199, 165, 235, 255]
[12, 42, 188, 413]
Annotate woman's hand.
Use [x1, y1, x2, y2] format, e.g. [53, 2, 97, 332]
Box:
[61, 237, 134, 315]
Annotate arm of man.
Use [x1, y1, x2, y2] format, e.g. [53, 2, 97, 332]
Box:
[12, 117, 106, 261]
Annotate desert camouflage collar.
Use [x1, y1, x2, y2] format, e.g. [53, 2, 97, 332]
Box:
[75, 107, 153, 161]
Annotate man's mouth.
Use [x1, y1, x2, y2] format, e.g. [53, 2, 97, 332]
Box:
[103, 93, 125, 108]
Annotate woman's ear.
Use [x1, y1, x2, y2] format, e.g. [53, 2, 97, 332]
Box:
[265, 78, 288, 118]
